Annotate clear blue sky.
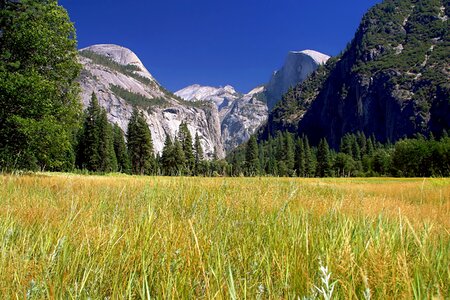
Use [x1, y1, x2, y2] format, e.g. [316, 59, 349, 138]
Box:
[59, 0, 381, 93]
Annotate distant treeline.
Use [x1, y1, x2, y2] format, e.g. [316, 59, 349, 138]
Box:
[226, 131, 450, 177]
[75, 93, 450, 178]
[74, 93, 224, 177]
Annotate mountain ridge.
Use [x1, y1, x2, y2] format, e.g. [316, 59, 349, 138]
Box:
[78, 44, 225, 158]
[261, 0, 449, 147]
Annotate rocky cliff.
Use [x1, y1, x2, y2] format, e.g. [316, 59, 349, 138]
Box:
[264, 50, 330, 110]
[176, 85, 268, 152]
[176, 50, 329, 152]
[262, 0, 450, 147]
[78, 44, 224, 158]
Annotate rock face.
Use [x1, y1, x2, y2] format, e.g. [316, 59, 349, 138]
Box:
[264, 50, 330, 110]
[262, 0, 450, 148]
[78, 44, 224, 158]
[176, 85, 268, 152]
[175, 50, 329, 151]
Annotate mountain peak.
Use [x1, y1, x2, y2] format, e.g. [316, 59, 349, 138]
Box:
[289, 50, 330, 65]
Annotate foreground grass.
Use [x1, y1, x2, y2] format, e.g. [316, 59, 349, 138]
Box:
[0, 174, 449, 299]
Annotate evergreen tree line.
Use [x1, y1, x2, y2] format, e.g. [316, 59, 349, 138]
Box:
[75, 93, 226, 176]
[226, 131, 450, 177]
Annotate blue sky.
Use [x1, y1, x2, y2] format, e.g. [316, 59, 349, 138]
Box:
[60, 0, 381, 93]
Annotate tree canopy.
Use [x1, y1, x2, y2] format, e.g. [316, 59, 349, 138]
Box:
[0, 0, 82, 171]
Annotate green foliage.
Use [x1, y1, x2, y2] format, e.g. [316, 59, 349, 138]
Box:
[76, 93, 117, 172]
[316, 138, 332, 177]
[193, 133, 206, 176]
[161, 135, 176, 176]
[0, 0, 82, 171]
[113, 124, 130, 174]
[178, 122, 195, 175]
[228, 130, 450, 178]
[245, 135, 259, 176]
[127, 108, 155, 175]
[79, 50, 155, 87]
[109, 85, 169, 109]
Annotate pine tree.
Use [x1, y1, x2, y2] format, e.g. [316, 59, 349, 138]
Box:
[284, 132, 295, 176]
[98, 109, 117, 172]
[266, 136, 277, 176]
[193, 132, 205, 176]
[173, 138, 186, 175]
[258, 143, 266, 174]
[127, 108, 155, 175]
[77, 92, 101, 171]
[303, 136, 316, 177]
[245, 135, 259, 176]
[316, 138, 332, 177]
[161, 135, 175, 175]
[76, 93, 117, 172]
[178, 122, 195, 174]
[295, 138, 305, 177]
[113, 124, 130, 173]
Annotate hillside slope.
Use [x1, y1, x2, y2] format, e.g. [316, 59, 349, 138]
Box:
[262, 0, 449, 147]
[78, 44, 224, 158]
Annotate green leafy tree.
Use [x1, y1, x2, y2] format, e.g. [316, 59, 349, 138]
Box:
[333, 153, 356, 177]
[127, 108, 155, 175]
[0, 0, 82, 171]
[113, 124, 130, 173]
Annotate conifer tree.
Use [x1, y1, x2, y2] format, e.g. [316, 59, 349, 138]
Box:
[193, 132, 205, 176]
[161, 135, 175, 175]
[173, 138, 186, 175]
[303, 136, 316, 177]
[98, 109, 117, 172]
[127, 108, 154, 175]
[284, 132, 295, 176]
[178, 122, 195, 174]
[245, 135, 259, 176]
[295, 138, 305, 177]
[266, 136, 278, 176]
[76, 92, 117, 172]
[316, 138, 332, 177]
[113, 124, 130, 173]
[77, 92, 101, 171]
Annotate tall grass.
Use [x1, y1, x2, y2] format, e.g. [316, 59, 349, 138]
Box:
[0, 174, 449, 299]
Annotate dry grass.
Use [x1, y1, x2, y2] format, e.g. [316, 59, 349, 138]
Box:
[0, 174, 449, 299]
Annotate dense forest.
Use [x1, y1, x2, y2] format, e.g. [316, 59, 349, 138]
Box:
[0, 0, 449, 177]
[227, 131, 450, 177]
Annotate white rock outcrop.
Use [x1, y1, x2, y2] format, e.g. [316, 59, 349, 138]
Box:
[264, 50, 330, 109]
[176, 49, 330, 151]
[78, 44, 224, 158]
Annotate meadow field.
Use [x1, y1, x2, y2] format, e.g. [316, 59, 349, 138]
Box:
[0, 174, 449, 299]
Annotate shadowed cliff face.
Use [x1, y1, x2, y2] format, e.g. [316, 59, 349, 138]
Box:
[264, 50, 330, 110]
[78, 44, 225, 159]
[175, 50, 329, 152]
[263, 0, 450, 148]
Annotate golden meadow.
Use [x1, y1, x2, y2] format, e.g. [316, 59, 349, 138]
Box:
[0, 174, 449, 299]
